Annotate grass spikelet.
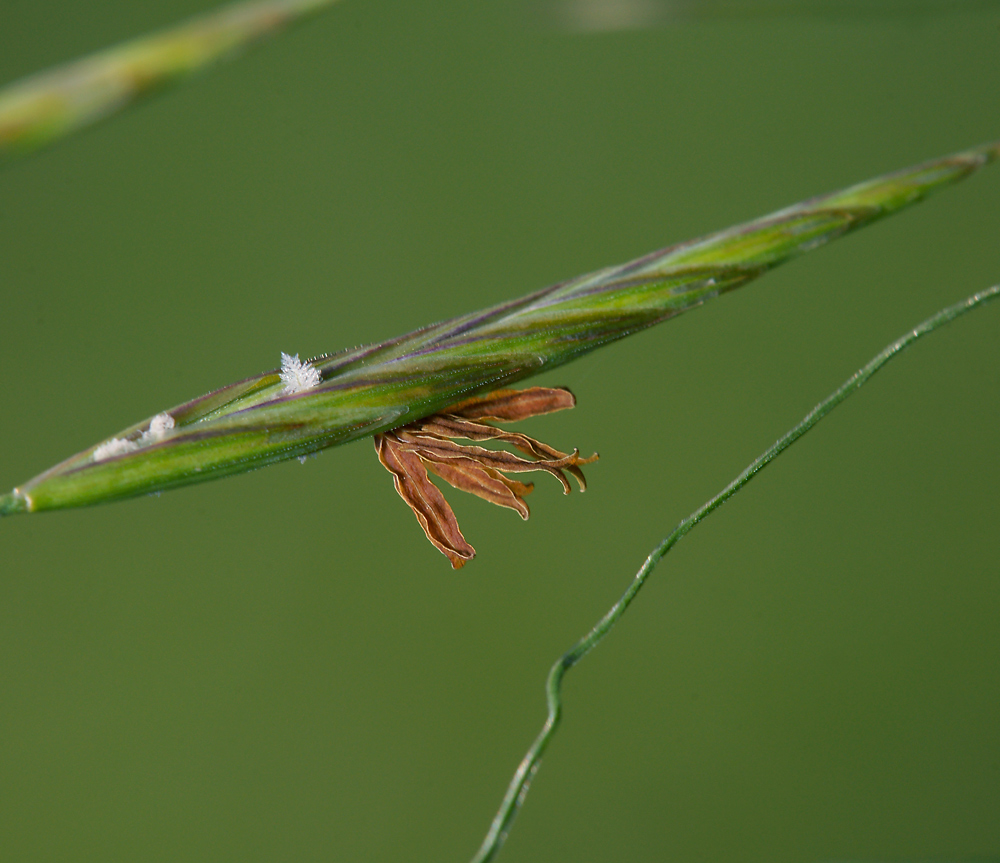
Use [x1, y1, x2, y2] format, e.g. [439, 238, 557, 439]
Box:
[0, 0, 340, 162]
[1, 141, 996, 516]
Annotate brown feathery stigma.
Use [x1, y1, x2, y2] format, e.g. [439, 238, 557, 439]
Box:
[374, 387, 598, 568]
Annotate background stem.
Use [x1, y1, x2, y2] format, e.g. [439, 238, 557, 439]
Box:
[470, 284, 1000, 863]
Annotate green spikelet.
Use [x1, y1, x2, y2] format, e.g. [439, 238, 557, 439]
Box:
[3, 141, 997, 515]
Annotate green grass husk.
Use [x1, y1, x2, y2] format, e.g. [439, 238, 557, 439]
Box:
[1, 141, 997, 516]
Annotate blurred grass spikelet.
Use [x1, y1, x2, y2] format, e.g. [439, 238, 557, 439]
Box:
[0, 0, 340, 161]
[0, 141, 996, 519]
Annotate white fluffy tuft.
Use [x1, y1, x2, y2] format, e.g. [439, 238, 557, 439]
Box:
[142, 412, 175, 442]
[280, 352, 321, 394]
[93, 412, 175, 462]
[93, 437, 140, 461]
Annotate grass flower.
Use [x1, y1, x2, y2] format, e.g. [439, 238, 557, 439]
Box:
[142, 412, 175, 442]
[375, 387, 598, 567]
[1, 141, 997, 547]
[280, 353, 322, 394]
[92, 438, 140, 462]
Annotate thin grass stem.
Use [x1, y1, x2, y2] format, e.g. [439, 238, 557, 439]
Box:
[469, 284, 1000, 863]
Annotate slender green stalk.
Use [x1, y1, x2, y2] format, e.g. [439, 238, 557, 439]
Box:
[0, 0, 340, 162]
[468, 284, 1000, 863]
[1, 142, 996, 517]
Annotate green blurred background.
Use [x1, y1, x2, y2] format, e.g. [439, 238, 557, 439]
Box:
[1, 1, 998, 860]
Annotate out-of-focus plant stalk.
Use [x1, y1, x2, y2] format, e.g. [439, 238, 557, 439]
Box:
[1, 141, 996, 517]
[0, 0, 339, 162]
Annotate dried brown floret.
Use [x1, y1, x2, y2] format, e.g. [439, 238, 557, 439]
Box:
[374, 387, 598, 568]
